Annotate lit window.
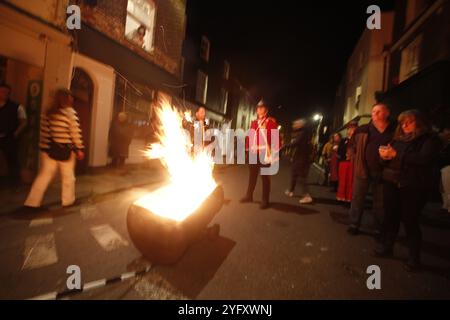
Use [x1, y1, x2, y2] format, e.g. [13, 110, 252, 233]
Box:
[399, 34, 423, 83]
[125, 0, 156, 52]
[200, 36, 210, 62]
[223, 61, 230, 80]
[196, 70, 208, 104]
[355, 86, 362, 110]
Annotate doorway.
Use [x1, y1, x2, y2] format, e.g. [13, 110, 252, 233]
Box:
[70, 68, 93, 175]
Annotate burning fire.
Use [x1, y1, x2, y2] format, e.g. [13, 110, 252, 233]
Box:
[133, 99, 217, 222]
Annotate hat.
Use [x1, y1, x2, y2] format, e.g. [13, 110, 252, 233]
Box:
[256, 99, 268, 109]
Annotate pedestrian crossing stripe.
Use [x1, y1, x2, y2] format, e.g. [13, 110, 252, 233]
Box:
[28, 266, 153, 300]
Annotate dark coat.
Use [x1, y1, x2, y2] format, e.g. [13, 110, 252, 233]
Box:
[283, 127, 313, 176]
[381, 133, 442, 189]
[109, 120, 134, 158]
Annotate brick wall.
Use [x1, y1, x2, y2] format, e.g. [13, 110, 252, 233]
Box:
[73, 0, 186, 76]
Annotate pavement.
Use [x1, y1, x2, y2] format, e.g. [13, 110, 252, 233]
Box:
[0, 161, 449, 300]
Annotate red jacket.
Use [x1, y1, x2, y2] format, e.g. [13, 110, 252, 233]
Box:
[247, 116, 279, 153]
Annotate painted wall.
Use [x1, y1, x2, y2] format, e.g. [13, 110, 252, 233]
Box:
[72, 53, 116, 167]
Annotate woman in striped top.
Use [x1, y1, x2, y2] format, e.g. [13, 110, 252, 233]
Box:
[24, 88, 85, 209]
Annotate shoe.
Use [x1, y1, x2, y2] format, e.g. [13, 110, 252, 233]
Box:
[239, 196, 253, 203]
[299, 194, 313, 204]
[403, 260, 421, 273]
[373, 244, 393, 258]
[21, 206, 42, 214]
[62, 200, 82, 209]
[260, 201, 270, 210]
[347, 226, 359, 235]
[285, 190, 294, 197]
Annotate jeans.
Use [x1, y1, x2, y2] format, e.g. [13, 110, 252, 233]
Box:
[25, 151, 76, 207]
[349, 174, 384, 231]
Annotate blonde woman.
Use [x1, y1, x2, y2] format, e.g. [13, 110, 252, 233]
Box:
[24, 89, 84, 210]
[376, 110, 441, 272]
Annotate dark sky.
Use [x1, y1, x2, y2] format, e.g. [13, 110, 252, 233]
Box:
[185, 0, 395, 126]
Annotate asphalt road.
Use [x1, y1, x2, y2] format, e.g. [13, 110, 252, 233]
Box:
[0, 162, 449, 300]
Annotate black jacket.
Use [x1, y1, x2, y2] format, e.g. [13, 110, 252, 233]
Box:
[283, 127, 313, 174]
[381, 133, 442, 189]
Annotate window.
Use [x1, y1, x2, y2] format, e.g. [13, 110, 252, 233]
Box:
[220, 88, 228, 114]
[223, 61, 230, 80]
[200, 36, 210, 62]
[196, 70, 208, 104]
[125, 0, 156, 52]
[399, 34, 423, 83]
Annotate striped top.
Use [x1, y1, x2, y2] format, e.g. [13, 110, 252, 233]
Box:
[39, 107, 84, 151]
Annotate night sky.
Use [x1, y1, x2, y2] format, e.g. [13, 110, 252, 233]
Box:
[185, 0, 395, 127]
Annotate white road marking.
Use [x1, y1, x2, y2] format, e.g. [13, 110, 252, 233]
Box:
[121, 272, 136, 281]
[80, 205, 98, 220]
[83, 279, 106, 291]
[22, 233, 58, 270]
[90, 224, 129, 251]
[29, 217, 54, 227]
[29, 292, 57, 300]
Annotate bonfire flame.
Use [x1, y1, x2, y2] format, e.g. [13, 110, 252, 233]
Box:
[134, 99, 217, 222]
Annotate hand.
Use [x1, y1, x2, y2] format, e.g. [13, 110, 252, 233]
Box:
[76, 150, 85, 161]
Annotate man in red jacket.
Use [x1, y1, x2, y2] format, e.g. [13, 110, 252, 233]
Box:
[240, 100, 279, 209]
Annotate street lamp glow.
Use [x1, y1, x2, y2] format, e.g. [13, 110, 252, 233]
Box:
[313, 114, 322, 121]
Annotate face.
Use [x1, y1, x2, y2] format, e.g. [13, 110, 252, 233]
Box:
[371, 104, 390, 123]
[138, 27, 146, 37]
[347, 126, 356, 138]
[196, 107, 206, 121]
[333, 134, 341, 143]
[401, 116, 417, 135]
[0, 87, 10, 102]
[256, 106, 268, 118]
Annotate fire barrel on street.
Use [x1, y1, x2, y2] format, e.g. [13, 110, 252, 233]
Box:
[127, 185, 224, 265]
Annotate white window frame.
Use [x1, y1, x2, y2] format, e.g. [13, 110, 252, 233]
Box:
[223, 60, 230, 80]
[196, 70, 208, 104]
[220, 88, 228, 114]
[125, 0, 156, 52]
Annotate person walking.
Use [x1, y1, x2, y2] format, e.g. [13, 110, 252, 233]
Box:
[24, 89, 84, 210]
[109, 112, 134, 168]
[283, 119, 314, 204]
[336, 121, 358, 203]
[375, 110, 441, 272]
[347, 103, 395, 236]
[240, 100, 279, 209]
[0, 83, 27, 187]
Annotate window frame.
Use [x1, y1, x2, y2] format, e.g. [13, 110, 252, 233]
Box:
[125, 0, 157, 52]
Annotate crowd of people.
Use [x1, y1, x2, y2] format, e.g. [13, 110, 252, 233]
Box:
[2, 82, 450, 273]
[317, 103, 450, 272]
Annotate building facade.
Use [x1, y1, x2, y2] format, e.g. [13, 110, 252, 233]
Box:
[381, 0, 450, 129]
[182, 34, 255, 131]
[0, 0, 73, 179]
[334, 0, 450, 131]
[333, 12, 394, 129]
[1, 0, 188, 178]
